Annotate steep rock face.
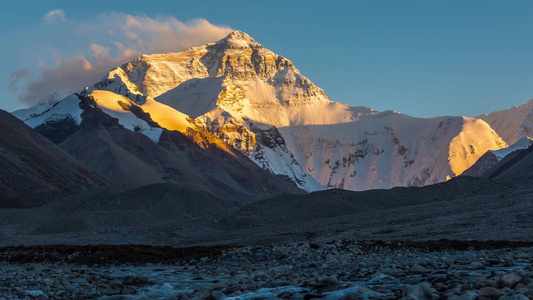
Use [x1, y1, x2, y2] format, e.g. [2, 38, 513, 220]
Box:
[479, 99, 533, 145]
[0, 109, 109, 208]
[14, 31, 508, 192]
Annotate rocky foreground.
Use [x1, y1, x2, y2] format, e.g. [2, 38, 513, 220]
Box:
[1, 241, 533, 299]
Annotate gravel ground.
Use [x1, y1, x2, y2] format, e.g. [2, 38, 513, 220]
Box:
[1, 241, 533, 299]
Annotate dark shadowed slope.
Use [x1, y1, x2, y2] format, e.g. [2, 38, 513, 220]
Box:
[0, 182, 241, 245]
[2, 175, 533, 246]
[482, 144, 533, 179]
[460, 151, 500, 177]
[198, 175, 533, 245]
[461, 137, 533, 178]
[48, 95, 303, 202]
[0, 110, 110, 208]
[221, 175, 518, 229]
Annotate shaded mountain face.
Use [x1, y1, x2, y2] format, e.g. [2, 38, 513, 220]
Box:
[0, 109, 109, 208]
[460, 152, 501, 178]
[14, 31, 508, 192]
[461, 137, 533, 177]
[23, 94, 303, 202]
[479, 142, 533, 180]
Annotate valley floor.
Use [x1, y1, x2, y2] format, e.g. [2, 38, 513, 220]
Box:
[1, 176, 533, 247]
[1, 176, 533, 299]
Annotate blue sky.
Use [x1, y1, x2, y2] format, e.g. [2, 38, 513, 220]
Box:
[1, 1, 533, 118]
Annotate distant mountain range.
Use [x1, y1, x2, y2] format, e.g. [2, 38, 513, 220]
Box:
[10, 31, 533, 196]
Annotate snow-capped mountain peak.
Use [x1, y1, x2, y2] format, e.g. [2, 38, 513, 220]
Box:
[38, 93, 62, 106]
[14, 31, 511, 192]
[216, 30, 262, 49]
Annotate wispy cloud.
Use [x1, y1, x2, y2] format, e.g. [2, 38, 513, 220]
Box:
[42, 9, 66, 25]
[8, 68, 32, 91]
[11, 12, 233, 106]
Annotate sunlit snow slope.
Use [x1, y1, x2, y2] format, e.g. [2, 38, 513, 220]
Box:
[15, 31, 509, 191]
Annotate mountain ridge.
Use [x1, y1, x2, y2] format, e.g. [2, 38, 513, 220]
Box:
[14, 30, 515, 192]
[478, 99, 533, 145]
[0, 109, 110, 207]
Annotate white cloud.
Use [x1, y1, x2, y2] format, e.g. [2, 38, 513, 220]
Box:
[11, 13, 234, 106]
[42, 9, 66, 25]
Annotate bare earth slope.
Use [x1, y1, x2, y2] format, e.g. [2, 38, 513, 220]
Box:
[0, 183, 240, 245]
[0, 109, 109, 208]
[482, 144, 533, 179]
[1, 176, 531, 246]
